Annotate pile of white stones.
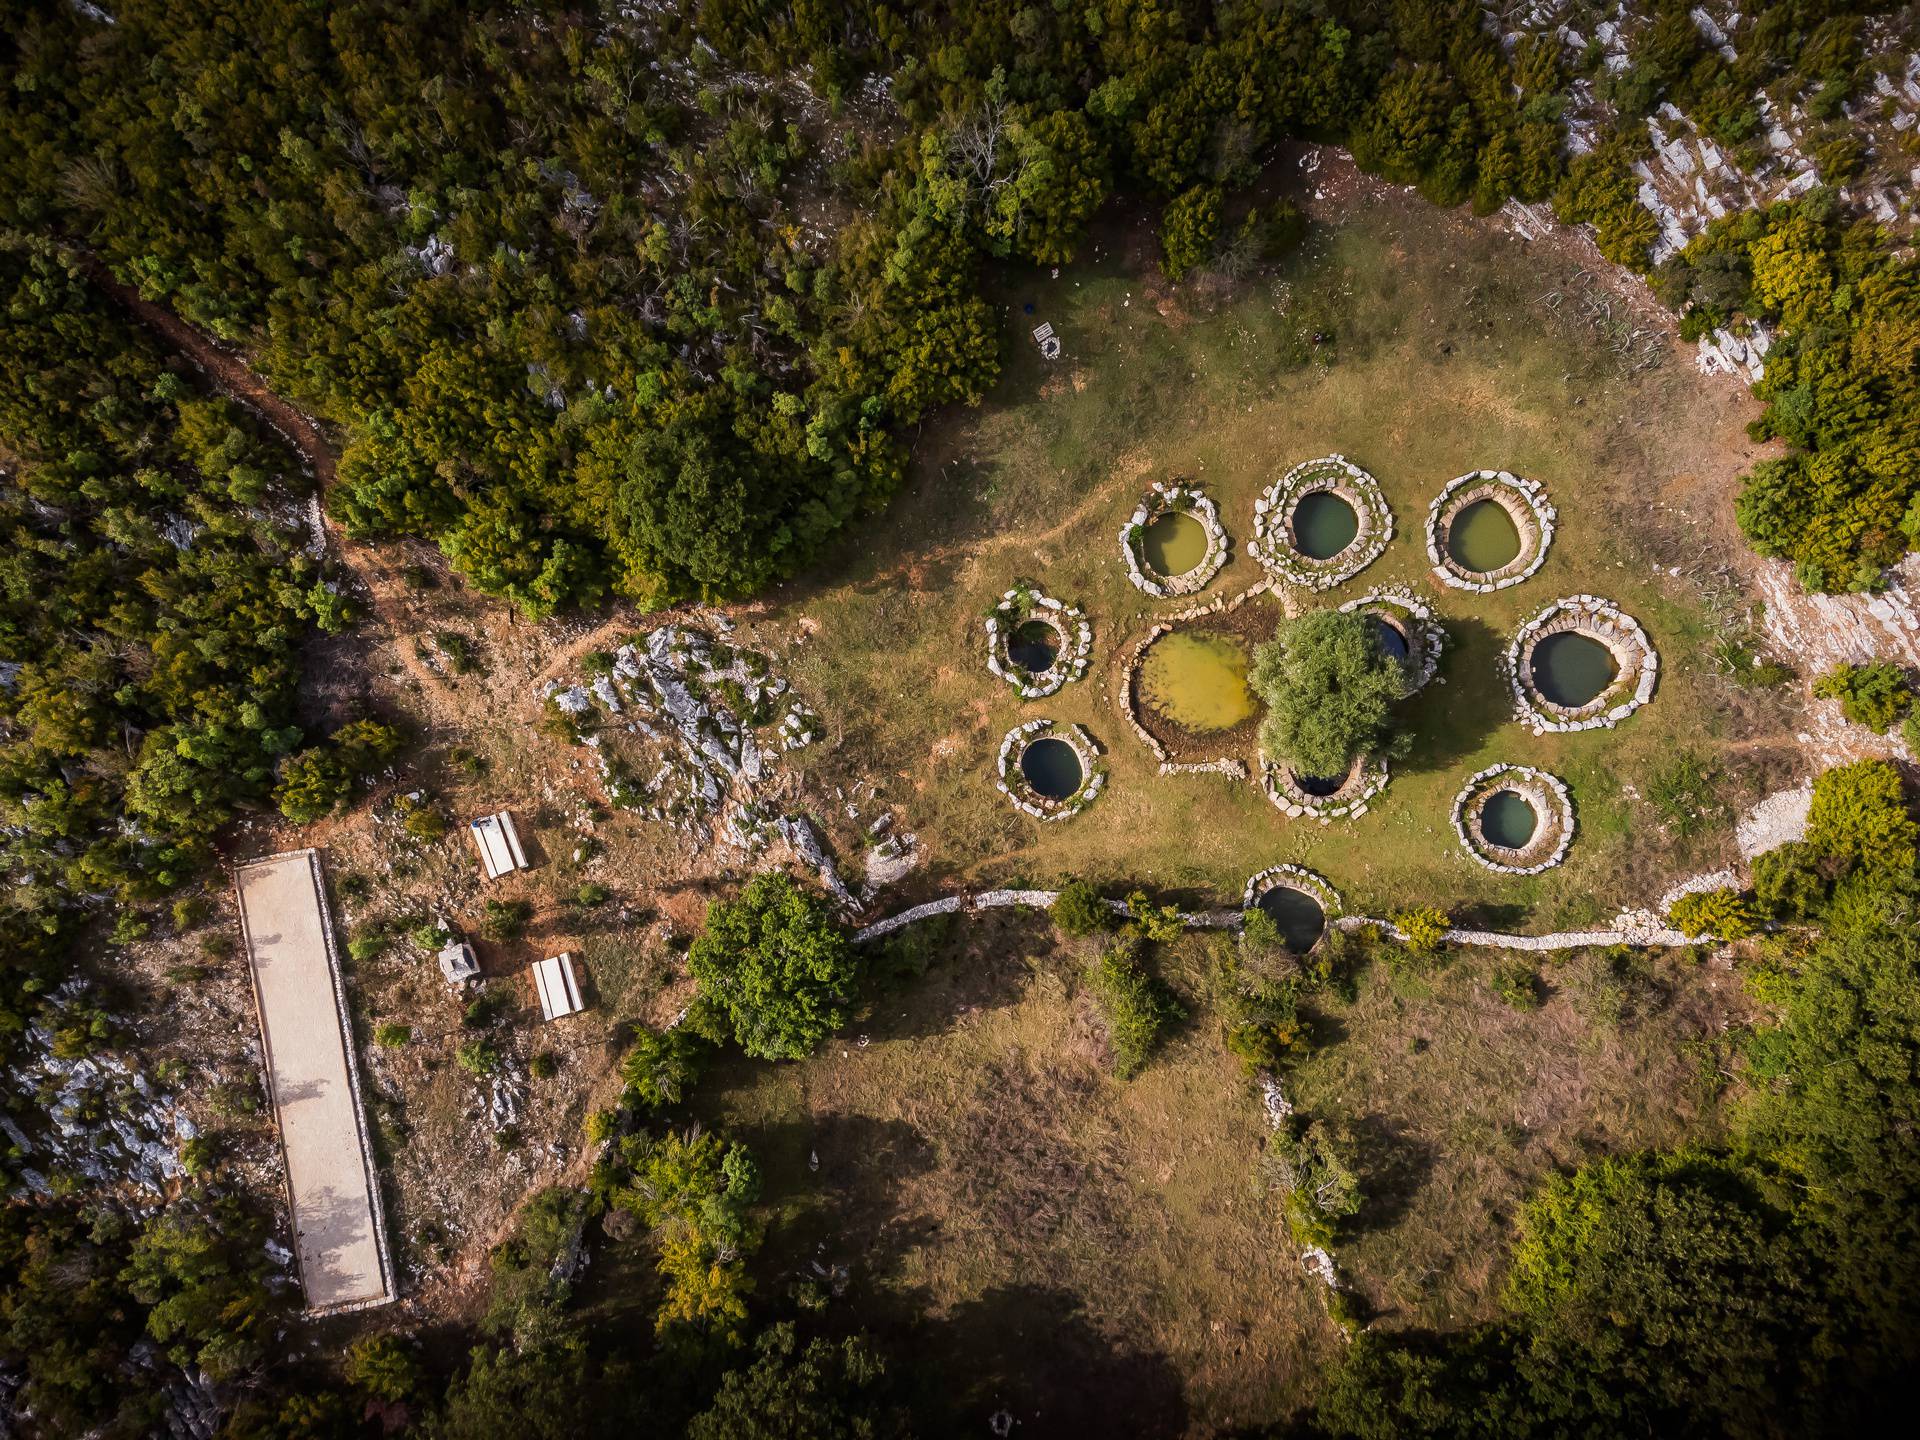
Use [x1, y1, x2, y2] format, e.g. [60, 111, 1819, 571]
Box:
[995, 719, 1105, 821]
[1250, 454, 1392, 590]
[983, 588, 1091, 698]
[1242, 863, 1343, 918]
[1426, 470, 1556, 591]
[1337, 586, 1447, 691]
[1505, 596, 1658, 734]
[1261, 753, 1388, 823]
[1120, 481, 1229, 597]
[1451, 764, 1575, 875]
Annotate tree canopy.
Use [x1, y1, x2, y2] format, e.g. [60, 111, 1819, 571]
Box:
[1251, 609, 1408, 778]
[688, 873, 861, 1061]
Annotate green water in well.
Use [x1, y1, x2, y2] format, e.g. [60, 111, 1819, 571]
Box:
[1020, 737, 1083, 800]
[1531, 632, 1618, 707]
[1007, 620, 1059, 673]
[1482, 790, 1539, 848]
[1142, 511, 1208, 578]
[1447, 499, 1522, 572]
[1139, 631, 1255, 732]
[1257, 885, 1327, 953]
[1292, 490, 1359, 559]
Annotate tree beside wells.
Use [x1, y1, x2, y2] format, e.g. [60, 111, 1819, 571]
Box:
[1251, 609, 1408, 778]
[688, 873, 860, 1061]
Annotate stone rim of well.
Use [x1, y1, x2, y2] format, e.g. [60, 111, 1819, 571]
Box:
[1260, 751, 1389, 822]
[995, 719, 1104, 821]
[1425, 469, 1556, 592]
[1505, 595, 1658, 734]
[1336, 585, 1447, 692]
[1120, 481, 1230, 598]
[984, 587, 1092, 699]
[1451, 763, 1576, 874]
[1250, 454, 1393, 591]
[1241, 863, 1343, 951]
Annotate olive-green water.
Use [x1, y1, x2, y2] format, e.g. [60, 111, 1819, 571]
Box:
[1006, 620, 1059, 673]
[1531, 632, 1617, 707]
[1139, 631, 1255, 732]
[1447, 499, 1521, 572]
[1482, 790, 1538, 848]
[1257, 885, 1327, 953]
[1020, 738, 1083, 799]
[1142, 511, 1208, 578]
[1292, 491, 1359, 559]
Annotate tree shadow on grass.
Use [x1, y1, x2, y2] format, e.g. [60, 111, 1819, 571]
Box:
[1342, 1111, 1439, 1240]
[1394, 615, 1510, 776]
[886, 1283, 1191, 1440]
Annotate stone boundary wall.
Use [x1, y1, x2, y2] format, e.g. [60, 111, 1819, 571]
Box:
[1242, 863, 1343, 914]
[1120, 482, 1229, 597]
[984, 589, 1092, 699]
[995, 720, 1105, 821]
[1426, 470, 1556, 591]
[854, 887, 1695, 950]
[1505, 595, 1658, 734]
[1250, 455, 1393, 590]
[1451, 764, 1576, 874]
[1117, 578, 1272, 776]
[1337, 586, 1447, 691]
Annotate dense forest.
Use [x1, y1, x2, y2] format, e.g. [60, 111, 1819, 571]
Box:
[4, 0, 1920, 1435]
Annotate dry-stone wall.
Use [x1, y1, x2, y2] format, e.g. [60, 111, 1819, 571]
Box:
[1426, 470, 1555, 591]
[1451, 764, 1576, 875]
[1120, 482, 1229, 597]
[1242, 863, 1343, 916]
[1250, 455, 1392, 590]
[1261, 754, 1388, 823]
[984, 588, 1091, 699]
[1506, 595, 1658, 734]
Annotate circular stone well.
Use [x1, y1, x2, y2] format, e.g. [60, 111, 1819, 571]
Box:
[984, 588, 1092, 699]
[996, 720, 1104, 821]
[1506, 595, 1658, 733]
[1452, 764, 1575, 874]
[1425, 470, 1555, 591]
[1336, 586, 1447, 692]
[1251, 455, 1393, 590]
[1121, 482, 1229, 597]
[1261, 751, 1389, 823]
[1242, 864, 1343, 953]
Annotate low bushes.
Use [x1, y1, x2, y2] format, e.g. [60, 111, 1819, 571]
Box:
[1087, 938, 1186, 1080]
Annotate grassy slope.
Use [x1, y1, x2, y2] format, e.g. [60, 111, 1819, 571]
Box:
[771, 182, 1795, 933]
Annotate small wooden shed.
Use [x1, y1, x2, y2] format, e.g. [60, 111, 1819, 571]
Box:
[469, 811, 529, 880]
[531, 952, 586, 1022]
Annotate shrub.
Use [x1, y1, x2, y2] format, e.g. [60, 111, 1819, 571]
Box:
[373, 1023, 411, 1049]
[1252, 610, 1406, 778]
[1669, 888, 1763, 940]
[529, 1052, 559, 1080]
[348, 930, 386, 964]
[1813, 662, 1913, 732]
[1160, 183, 1222, 279]
[1052, 879, 1112, 938]
[619, 1026, 709, 1111]
[1239, 906, 1284, 952]
[344, 1334, 421, 1403]
[688, 873, 860, 1060]
[1395, 906, 1450, 954]
[574, 882, 611, 907]
[1807, 759, 1917, 879]
[481, 898, 533, 943]
[1088, 940, 1186, 1079]
[170, 895, 209, 931]
[1123, 889, 1186, 944]
[1492, 960, 1543, 1010]
[1751, 841, 1830, 919]
[398, 794, 447, 841]
[1263, 1119, 1361, 1249]
[456, 1039, 502, 1075]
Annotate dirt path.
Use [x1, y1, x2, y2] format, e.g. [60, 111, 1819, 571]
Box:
[95, 269, 447, 697]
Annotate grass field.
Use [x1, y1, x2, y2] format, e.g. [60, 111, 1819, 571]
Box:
[760, 177, 1800, 933]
